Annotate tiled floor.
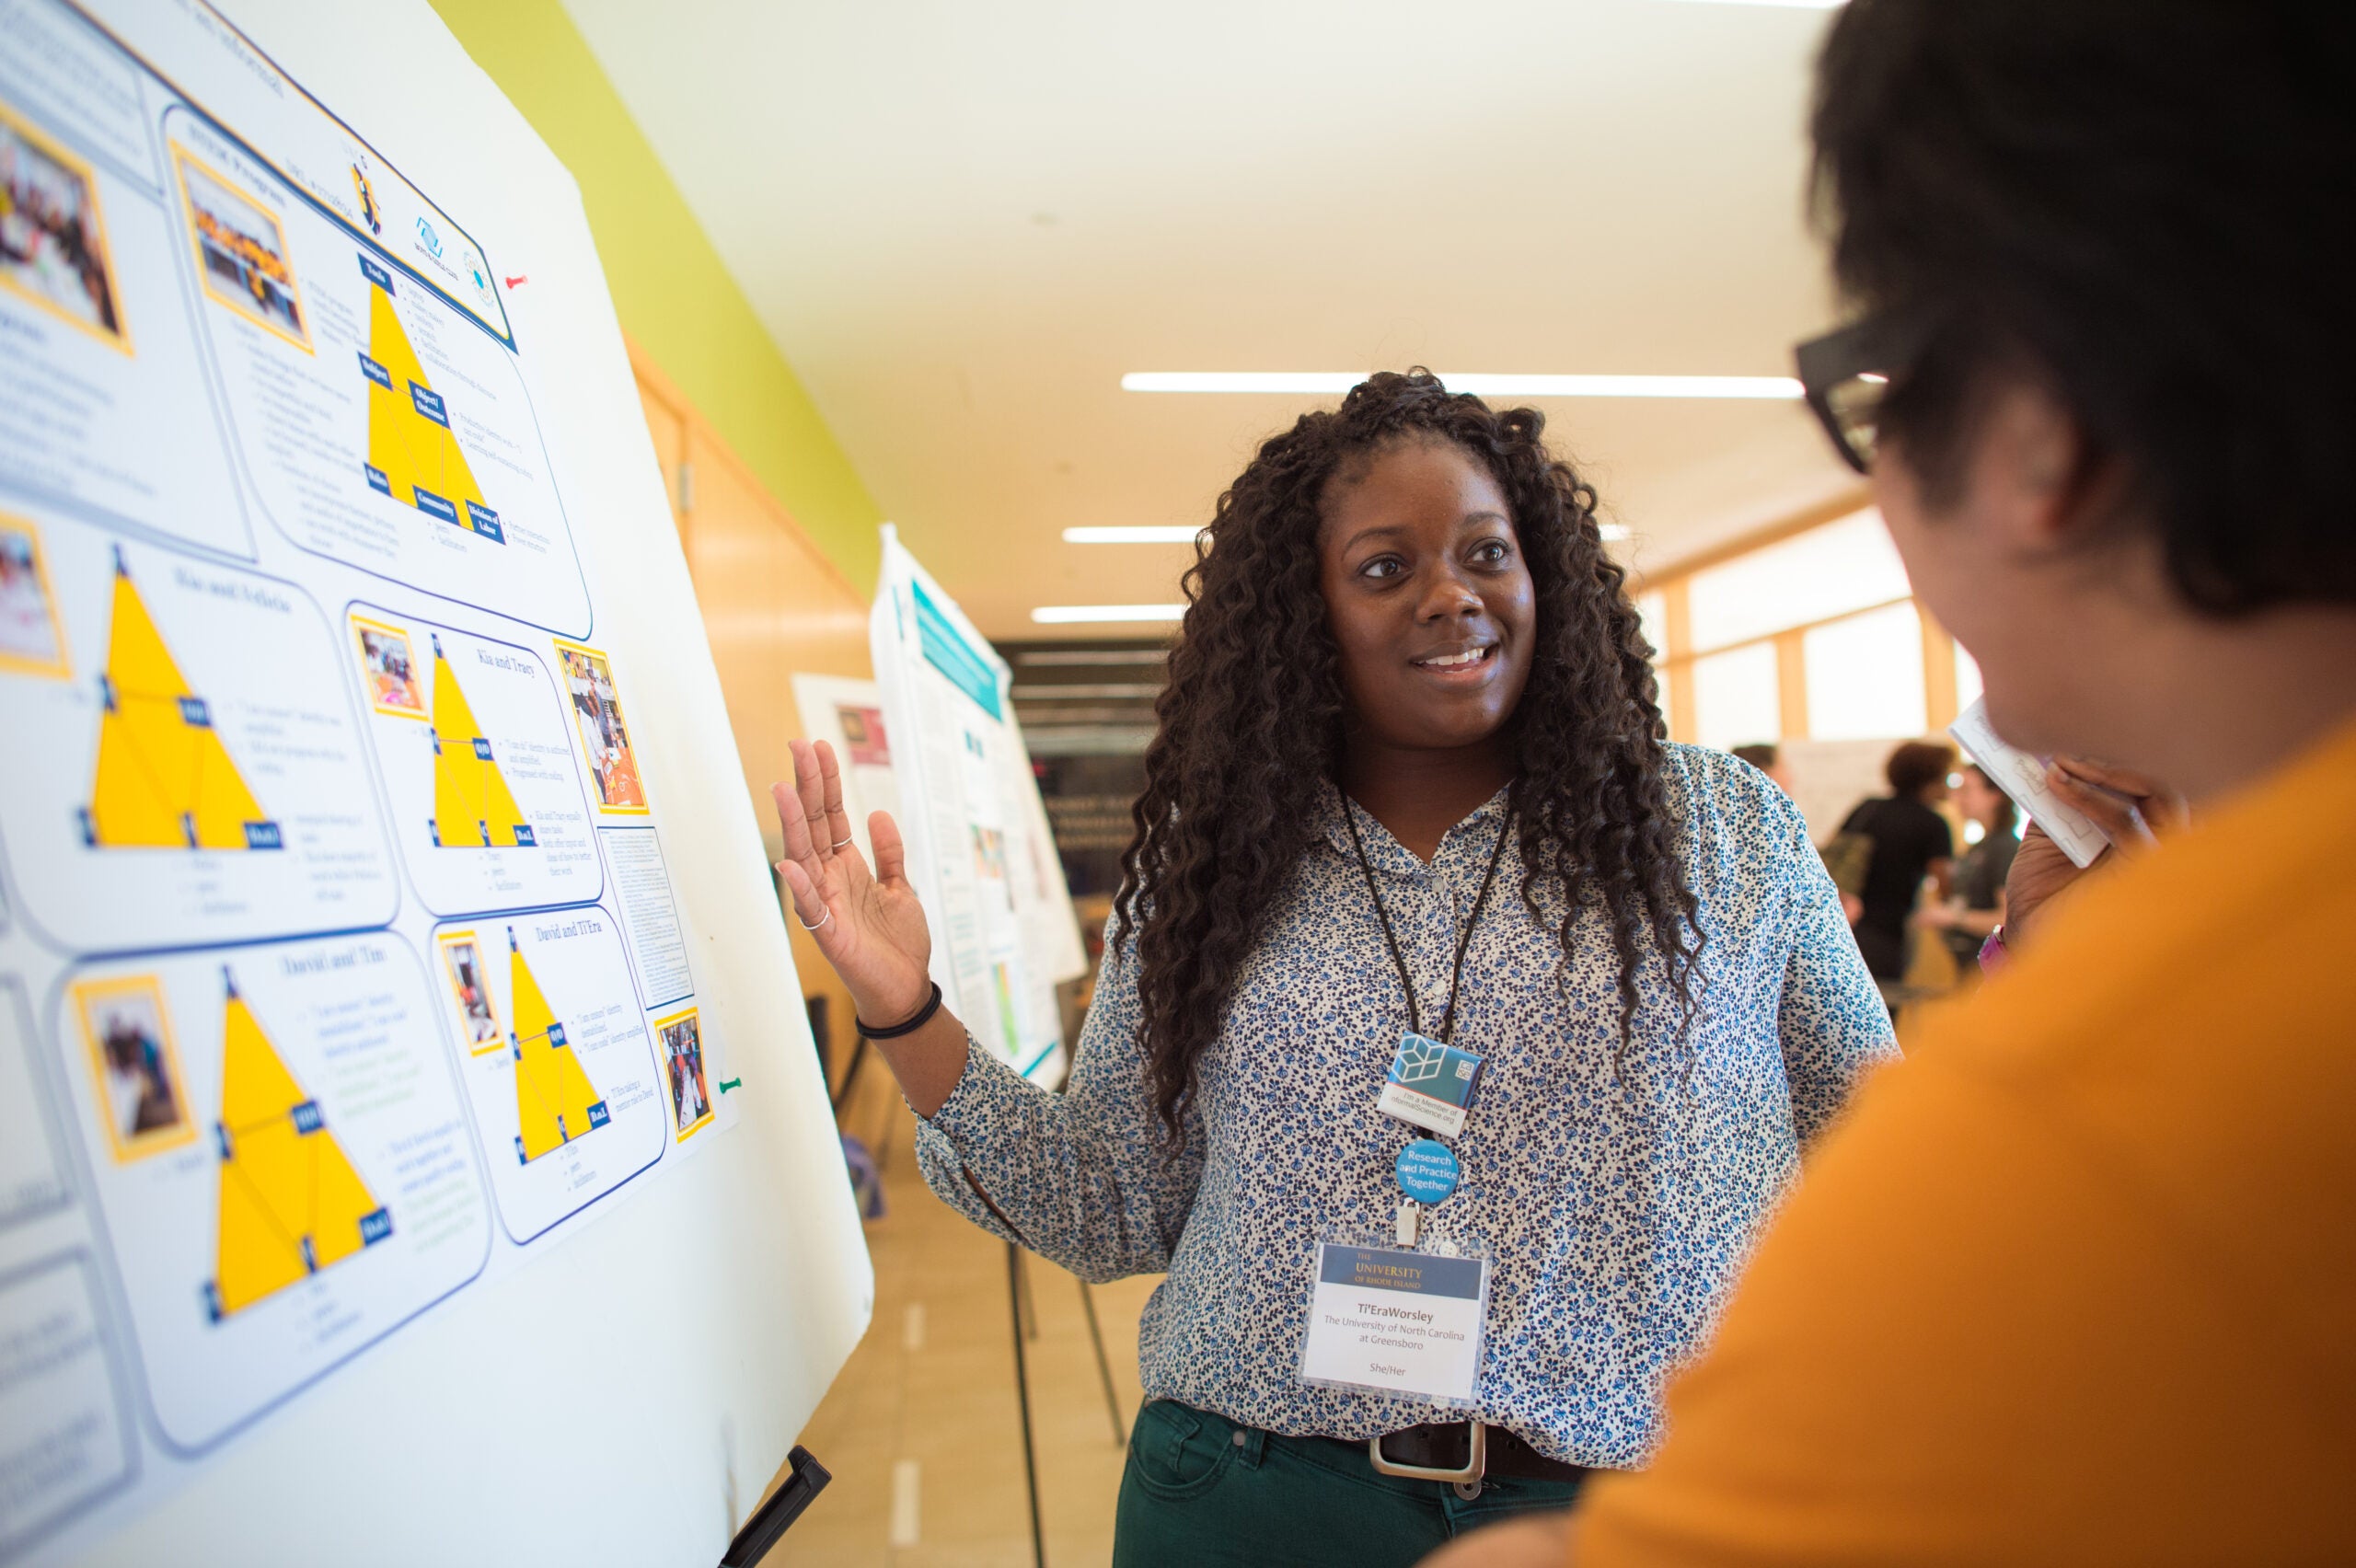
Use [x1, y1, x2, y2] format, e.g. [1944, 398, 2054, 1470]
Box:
[776, 1079, 1160, 1566]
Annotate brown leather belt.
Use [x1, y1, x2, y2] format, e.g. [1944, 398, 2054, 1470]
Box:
[1366, 1419, 1591, 1488]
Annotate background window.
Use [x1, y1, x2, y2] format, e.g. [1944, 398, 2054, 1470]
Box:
[1955, 640, 1984, 712]
[1634, 591, 1669, 663]
[1684, 510, 1911, 654]
[1691, 642, 1780, 752]
[1803, 601, 1928, 740]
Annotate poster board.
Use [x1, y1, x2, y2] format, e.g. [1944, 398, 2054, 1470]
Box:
[788, 673, 903, 870]
[868, 529, 1086, 1085]
[0, 2, 871, 1563]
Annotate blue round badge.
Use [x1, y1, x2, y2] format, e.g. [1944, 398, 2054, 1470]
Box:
[1395, 1139, 1460, 1205]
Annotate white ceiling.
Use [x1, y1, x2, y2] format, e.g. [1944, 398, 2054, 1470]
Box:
[560, 0, 1861, 639]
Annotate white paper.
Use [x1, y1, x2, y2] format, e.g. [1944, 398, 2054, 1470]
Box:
[1947, 697, 2112, 869]
[1299, 1242, 1488, 1406]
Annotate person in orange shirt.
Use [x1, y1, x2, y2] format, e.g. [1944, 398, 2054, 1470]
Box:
[1429, 0, 2356, 1562]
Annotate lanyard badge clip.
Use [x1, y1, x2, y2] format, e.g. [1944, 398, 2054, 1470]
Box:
[1340, 794, 1513, 1145]
[1378, 1032, 1484, 1138]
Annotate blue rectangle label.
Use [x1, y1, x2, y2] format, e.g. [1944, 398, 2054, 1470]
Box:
[411, 487, 457, 524]
[364, 462, 390, 495]
[1316, 1245, 1484, 1299]
[1385, 1033, 1483, 1111]
[409, 382, 448, 426]
[911, 578, 1002, 721]
[358, 352, 391, 388]
[359, 253, 394, 293]
[464, 500, 503, 542]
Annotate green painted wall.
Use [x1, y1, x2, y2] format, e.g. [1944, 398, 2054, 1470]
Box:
[428, 0, 882, 588]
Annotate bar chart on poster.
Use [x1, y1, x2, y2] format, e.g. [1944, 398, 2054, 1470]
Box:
[0, 2, 870, 1564]
[870, 528, 1087, 1085]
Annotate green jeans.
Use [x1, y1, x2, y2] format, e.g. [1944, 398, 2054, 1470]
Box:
[1112, 1400, 1591, 1568]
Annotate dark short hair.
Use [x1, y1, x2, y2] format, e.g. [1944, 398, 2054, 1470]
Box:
[1730, 743, 1779, 772]
[1811, 1, 2356, 614]
[1885, 740, 1955, 798]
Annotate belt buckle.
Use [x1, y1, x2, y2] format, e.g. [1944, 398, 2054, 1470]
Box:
[1368, 1420, 1485, 1494]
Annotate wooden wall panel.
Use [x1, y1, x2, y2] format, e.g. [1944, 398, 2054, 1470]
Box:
[627, 340, 874, 1106]
[636, 378, 687, 539]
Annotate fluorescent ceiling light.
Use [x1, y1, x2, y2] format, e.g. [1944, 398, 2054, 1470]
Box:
[1032, 604, 1188, 624]
[1600, 524, 1632, 542]
[1063, 525, 1204, 544]
[1122, 372, 1803, 399]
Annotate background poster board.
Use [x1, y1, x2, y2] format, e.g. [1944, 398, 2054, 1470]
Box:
[0, 2, 870, 1563]
[788, 672, 903, 870]
[869, 528, 1085, 1085]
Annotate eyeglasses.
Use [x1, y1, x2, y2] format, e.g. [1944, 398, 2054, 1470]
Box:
[1792, 307, 1939, 475]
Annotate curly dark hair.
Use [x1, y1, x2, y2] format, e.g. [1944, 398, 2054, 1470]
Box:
[1112, 371, 1703, 1144]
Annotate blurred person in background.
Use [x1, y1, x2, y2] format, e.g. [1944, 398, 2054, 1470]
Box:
[1833, 740, 1954, 982]
[1432, 0, 2356, 1562]
[1727, 742, 1789, 793]
[1912, 762, 2013, 972]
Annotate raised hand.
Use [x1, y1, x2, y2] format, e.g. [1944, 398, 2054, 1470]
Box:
[772, 739, 934, 1027]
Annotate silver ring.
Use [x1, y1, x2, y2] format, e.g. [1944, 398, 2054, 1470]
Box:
[799, 907, 832, 931]
[830, 836, 854, 850]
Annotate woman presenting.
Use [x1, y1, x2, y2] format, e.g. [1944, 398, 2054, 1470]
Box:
[772, 372, 1893, 1565]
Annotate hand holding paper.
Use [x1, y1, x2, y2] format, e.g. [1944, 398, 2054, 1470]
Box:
[1946, 698, 2112, 868]
[1947, 699, 2188, 945]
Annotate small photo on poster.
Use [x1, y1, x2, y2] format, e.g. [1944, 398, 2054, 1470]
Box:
[556, 640, 647, 813]
[176, 148, 309, 350]
[351, 615, 426, 717]
[437, 930, 503, 1055]
[837, 703, 890, 767]
[0, 100, 127, 349]
[74, 975, 194, 1161]
[970, 824, 1008, 883]
[654, 1008, 711, 1140]
[0, 514, 70, 677]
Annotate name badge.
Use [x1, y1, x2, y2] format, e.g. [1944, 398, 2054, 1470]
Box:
[1375, 1032, 1484, 1138]
[1299, 1240, 1489, 1406]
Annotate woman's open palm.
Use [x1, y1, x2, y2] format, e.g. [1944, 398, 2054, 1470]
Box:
[772, 739, 933, 1025]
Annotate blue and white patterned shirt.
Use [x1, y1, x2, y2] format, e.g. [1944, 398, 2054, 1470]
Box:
[914, 744, 1895, 1466]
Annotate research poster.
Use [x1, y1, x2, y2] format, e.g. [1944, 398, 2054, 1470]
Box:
[869, 530, 1086, 1085]
[788, 671, 904, 870]
[0, 2, 737, 1559]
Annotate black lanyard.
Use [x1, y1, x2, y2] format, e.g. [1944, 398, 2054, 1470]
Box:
[1341, 794, 1514, 1044]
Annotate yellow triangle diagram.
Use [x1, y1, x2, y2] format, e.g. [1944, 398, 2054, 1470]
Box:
[507, 926, 608, 1163]
[360, 266, 502, 543]
[83, 550, 282, 853]
[426, 634, 535, 849]
[208, 970, 391, 1320]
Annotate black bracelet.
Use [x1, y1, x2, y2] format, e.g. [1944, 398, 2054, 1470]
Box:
[857, 981, 942, 1041]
